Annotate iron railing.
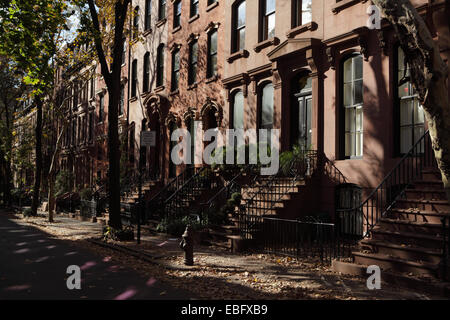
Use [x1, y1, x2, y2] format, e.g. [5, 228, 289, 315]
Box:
[200, 165, 260, 223]
[336, 130, 436, 237]
[240, 150, 318, 218]
[163, 167, 217, 219]
[237, 215, 355, 264]
[146, 166, 200, 220]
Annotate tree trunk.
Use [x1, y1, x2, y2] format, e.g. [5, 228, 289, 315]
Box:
[31, 97, 43, 216]
[107, 85, 122, 230]
[48, 173, 55, 222]
[372, 0, 450, 199]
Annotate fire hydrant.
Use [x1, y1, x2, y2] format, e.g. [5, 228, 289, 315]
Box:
[180, 225, 194, 266]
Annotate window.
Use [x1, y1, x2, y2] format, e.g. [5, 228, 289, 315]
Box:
[292, 0, 312, 28]
[145, 0, 152, 31]
[72, 119, 77, 145]
[159, 0, 166, 21]
[173, 0, 181, 28]
[90, 75, 95, 99]
[232, 91, 244, 130]
[190, 0, 199, 17]
[99, 94, 104, 123]
[233, 1, 246, 52]
[156, 44, 165, 87]
[260, 83, 274, 131]
[188, 40, 198, 85]
[133, 7, 139, 39]
[143, 52, 150, 93]
[131, 59, 138, 98]
[342, 54, 363, 158]
[207, 30, 218, 78]
[260, 0, 275, 41]
[119, 85, 125, 116]
[397, 46, 424, 154]
[88, 112, 93, 142]
[171, 48, 180, 91]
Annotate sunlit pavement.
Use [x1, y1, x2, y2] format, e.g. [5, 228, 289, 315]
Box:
[0, 212, 193, 300]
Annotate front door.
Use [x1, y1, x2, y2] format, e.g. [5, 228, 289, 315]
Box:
[291, 74, 312, 150]
[295, 93, 312, 150]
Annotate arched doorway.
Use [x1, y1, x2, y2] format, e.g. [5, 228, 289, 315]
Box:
[201, 99, 222, 165]
[291, 72, 312, 150]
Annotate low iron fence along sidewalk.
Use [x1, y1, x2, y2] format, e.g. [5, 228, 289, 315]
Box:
[80, 199, 98, 218]
[238, 214, 358, 264]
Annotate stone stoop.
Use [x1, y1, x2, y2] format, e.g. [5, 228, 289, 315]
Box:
[336, 167, 450, 282]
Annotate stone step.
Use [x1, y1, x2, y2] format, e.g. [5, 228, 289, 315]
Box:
[413, 179, 444, 190]
[360, 239, 442, 264]
[371, 228, 443, 248]
[353, 251, 439, 276]
[379, 218, 443, 234]
[390, 208, 450, 224]
[395, 199, 450, 213]
[242, 193, 292, 202]
[241, 199, 285, 208]
[243, 185, 303, 194]
[405, 188, 447, 200]
[421, 168, 442, 181]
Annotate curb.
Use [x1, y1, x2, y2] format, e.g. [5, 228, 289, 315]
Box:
[86, 238, 196, 271]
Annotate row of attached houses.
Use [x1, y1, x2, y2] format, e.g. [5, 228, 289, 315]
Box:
[55, 0, 450, 220]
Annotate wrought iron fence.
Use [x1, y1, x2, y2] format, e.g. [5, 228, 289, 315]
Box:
[237, 214, 356, 264]
[336, 130, 436, 238]
[80, 199, 97, 218]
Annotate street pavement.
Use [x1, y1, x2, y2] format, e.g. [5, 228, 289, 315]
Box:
[0, 211, 193, 300]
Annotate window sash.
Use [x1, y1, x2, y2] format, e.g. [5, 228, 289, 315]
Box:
[159, 0, 166, 20]
[190, 0, 199, 17]
[145, 0, 152, 30]
[189, 42, 198, 84]
[172, 50, 180, 90]
[174, 1, 181, 27]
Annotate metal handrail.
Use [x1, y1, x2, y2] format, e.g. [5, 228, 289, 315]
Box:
[242, 150, 318, 217]
[338, 130, 436, 237]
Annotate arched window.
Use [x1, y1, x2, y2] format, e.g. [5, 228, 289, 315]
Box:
[156, 44, 165, 87]
[143, 52, 150, 93]
[232, 91, 244, 129]
[342, 54, 363, 158]
[260, 83, 274, 130]
[232, 1, 246, 53]
[397, 46, 424, 154]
